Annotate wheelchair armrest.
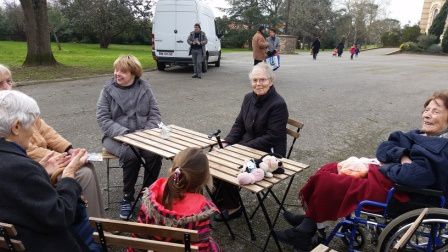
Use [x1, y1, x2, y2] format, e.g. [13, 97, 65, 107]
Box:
[394, 184, 444, 197]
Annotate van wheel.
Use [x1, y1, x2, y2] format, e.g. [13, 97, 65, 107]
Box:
[202, 57, 208, 72]
[215, 52, 221, 67]
[157, 61, 165, 71]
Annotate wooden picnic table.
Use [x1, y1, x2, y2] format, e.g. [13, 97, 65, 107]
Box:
[114, 124, 217, 159]
[207, 144, 309, 251]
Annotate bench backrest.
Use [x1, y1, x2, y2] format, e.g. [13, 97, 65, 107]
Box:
[89, 217, 200, 252]
[286, 118, 304, 158]
[0, 222, 25, 252]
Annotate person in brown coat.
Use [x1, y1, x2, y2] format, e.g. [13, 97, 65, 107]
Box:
[252, 25, 269, 65]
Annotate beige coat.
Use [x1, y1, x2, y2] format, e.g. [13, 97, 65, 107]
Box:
[252, 31, 268, 61]
[27, 118, 71, 162]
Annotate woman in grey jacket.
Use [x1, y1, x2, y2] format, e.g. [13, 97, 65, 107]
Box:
[96, 55, 162, 219]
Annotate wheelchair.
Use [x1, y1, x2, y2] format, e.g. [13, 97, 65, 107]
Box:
[321, 184, 448, 251]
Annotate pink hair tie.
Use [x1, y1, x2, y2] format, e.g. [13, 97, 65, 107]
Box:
[173, 167, 182, 184]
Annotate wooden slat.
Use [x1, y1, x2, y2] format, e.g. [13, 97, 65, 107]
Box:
[134, 132, 190, 150]
[0, 238, 25, 252]
[115, 136, 175, 159]
[219, 147, 262, 160]
[142, 130, 198, 148]
[209, 167, 264, 193]
[89, 217, 199, 241]
[311, 244, 332, 252]
[126, 134, 181, 154]
[92, 232, 199, 252]
[392, 208, 429, 251]
[170, 125, 213, 140]
[0, 222, 18, 236]
[288, 118, 304, 129]
[153, 129, 211, 148]
[286, 128, 300, 139]
[232, 144, 266, 156]
[169, 128, 216, 145]
[102, 148, 117, 159]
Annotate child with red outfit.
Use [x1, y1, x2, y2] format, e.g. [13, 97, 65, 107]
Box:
[350, 44, 356, 60]
[128, 148, 220, 252]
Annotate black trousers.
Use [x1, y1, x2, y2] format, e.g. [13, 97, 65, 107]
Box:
[213, 179, 241, 209]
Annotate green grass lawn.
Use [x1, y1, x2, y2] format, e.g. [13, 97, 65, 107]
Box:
[0, 41, 154, 82]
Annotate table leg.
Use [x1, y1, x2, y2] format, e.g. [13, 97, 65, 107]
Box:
[127, 145, 147, 220]
[238, 192, 257, 241]
[256, 193, 282, 252]
[205, 186, 236, 240]
[262, 175, 296, 251]
[250, 188, 286, 219]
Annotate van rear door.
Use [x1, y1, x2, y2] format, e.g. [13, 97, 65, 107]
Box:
[175, 3, 197, 58]
[153, 7, 176, 57]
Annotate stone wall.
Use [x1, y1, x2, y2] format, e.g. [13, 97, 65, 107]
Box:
[278, 35, 298, 54]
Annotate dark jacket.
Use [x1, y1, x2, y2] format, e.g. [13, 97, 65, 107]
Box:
[376, 130, 448, 196]
[187, 31, 207, 56]
[0, 138, 82, 251]
[312, 39, 321, 53]
[225, 87, 289, 156]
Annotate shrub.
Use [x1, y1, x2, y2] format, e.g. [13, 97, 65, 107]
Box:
[381, 31, 401, 47]
[401, 25, 421, 43]
[442, 28, 448, 53]
[400, 42, 422, 52]
[417, 34, 437, 49]
[427, 44, 442, 53]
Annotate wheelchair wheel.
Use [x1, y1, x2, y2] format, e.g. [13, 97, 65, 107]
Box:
[376, 208, 448, 252]
[340, 226, 366, 250]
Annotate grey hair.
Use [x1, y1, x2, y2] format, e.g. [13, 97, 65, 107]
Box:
[0, 64, 12, 80]
[0, 90, 40, 137]
[248, 62, 275, 83]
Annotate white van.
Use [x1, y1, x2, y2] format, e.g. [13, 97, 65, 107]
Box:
[151, 0, 222, 71]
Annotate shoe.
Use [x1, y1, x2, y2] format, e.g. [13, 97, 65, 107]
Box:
[197, 76, 202, 79]
[213, 207, 242, 222]
[283, 210, 305, 226]
[274, 227, 315, 251]
[119, 199, 132, 220]
[192, 75, 198, 78]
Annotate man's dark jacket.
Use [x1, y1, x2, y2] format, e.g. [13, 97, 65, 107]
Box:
[376, 130, 448, 197]
[225, 87, 289, 156]
[0, 138, 83, 252]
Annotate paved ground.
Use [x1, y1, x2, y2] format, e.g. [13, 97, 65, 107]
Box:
[17, 49, 448, 251]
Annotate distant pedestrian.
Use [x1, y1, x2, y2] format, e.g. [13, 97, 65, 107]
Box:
[355, 44, 360, 57]
[350, 44, 356, 60]
[332, 48, 338, 57]
[311, 37, 321, 60]
[252, 25, 269, 65]
[187, 23, 208, 79]
[337, 42, 344, 57]
[267, 28, 280, 57]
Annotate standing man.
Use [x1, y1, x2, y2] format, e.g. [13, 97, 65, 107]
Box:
[267, 28, 280, 57]
[337, 41, 344, 57]
[187, 23, 208, 79]
[311, 37, 321, 60]
[252, 25, 268, 65]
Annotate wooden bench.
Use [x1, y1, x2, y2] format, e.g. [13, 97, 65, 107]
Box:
[89, 217, 200, 252]
[311, 244, 338, 252]
[0, 222, 25, 252]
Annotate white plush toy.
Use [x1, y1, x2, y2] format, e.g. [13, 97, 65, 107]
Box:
[237, 159, 265, 185]
[258, 155, 282, 178]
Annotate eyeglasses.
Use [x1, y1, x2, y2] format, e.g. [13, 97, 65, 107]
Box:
[0, 79, 13, 86]
[251, 78, 269, 84]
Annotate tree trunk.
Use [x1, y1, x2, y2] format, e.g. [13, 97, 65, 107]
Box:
[20, 0, 58, 66]
[99, 34, 112, 49]
[284, 0, 292, 34]
[52, 30, 61, 51]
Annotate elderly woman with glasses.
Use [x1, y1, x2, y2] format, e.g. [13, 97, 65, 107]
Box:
[213, 62, 289, 221]
[0, 64, 105, 218]
[0, 90, 88, 251]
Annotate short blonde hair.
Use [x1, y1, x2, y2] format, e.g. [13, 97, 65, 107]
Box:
[113, 55, 143, 78]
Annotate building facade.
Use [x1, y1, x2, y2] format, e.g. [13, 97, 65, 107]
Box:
[420, 0, 447, 33]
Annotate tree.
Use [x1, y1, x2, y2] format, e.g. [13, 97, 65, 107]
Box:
[442, 28, 448, 53]
[400, 24, 421, 43]
[20, 0, 58, 66]
[428, 0, 448, 43]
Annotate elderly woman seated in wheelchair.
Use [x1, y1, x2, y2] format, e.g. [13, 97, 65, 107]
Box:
[275, 90, 448, 251]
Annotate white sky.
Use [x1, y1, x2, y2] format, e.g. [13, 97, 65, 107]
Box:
[204, 0, 424, 26]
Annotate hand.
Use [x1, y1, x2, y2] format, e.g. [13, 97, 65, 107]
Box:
[400, 155, 412, 164]
[40, 151, 71, 176]
[62, 149, 88, 178]
[67, 148, 88, 165]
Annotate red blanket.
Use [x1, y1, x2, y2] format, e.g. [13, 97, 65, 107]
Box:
[299, 163, 408, 222]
